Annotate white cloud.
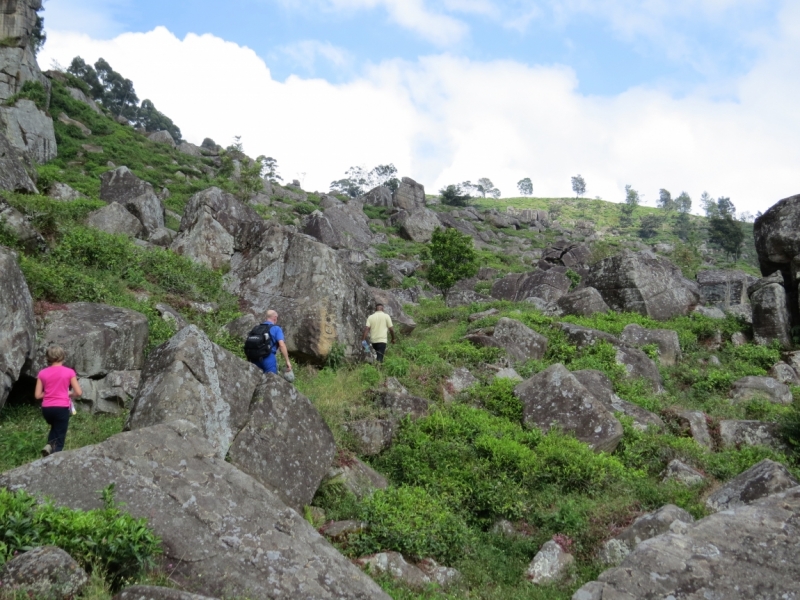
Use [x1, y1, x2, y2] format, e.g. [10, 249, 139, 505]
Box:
[39, 19, 800, 215]
[277, 40, 353, 73]
[43, 0, 128, 38]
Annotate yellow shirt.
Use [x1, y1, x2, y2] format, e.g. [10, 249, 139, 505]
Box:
[366, 311, 393, 344]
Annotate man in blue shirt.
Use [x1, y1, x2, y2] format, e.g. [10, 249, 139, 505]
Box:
[255, 310, 293, 375]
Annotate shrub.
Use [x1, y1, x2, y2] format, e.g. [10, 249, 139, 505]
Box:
[363, 262, 394, 289]
[469, 378, 522, 421]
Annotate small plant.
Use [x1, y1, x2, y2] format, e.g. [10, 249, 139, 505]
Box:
[363, 262, 394, 289]
[325, 342, 347, 371]
[565, 269, 581, 291]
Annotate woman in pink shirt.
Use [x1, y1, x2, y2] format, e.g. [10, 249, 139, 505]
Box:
[34, 345, 82, 457]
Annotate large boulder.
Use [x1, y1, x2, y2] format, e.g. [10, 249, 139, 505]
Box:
[599, 505, 694, 566]
[0, 0, 48, 102]
[115, 587, 218, 600]
[392, 176, 425, 211]
[491, 270, 572, 303]
[77, 370, 140, 415]
[303, 199, 372, 251]
[0, 248, 35, 409]
[28, 303, 149, 378]
[228, 374, 336, 511]
[585, 251, 700, 320]
[100, 167, 165, 235]
[147, 130, 176, 147]
[526, 540, 574, 585]
[492, 317, 548, 362]
[705, 459, 799, 512]
[0, 421, 391, 600]
[619, 323, 681, 366]
[572, 370, 664, 431]
[0, 197, 45, 251]
[748, 273, 792, 348]
[573, 486, 800, 600]
[753, 193, 800, 282]
[729, 376, 792, 405]
[719, 420, 786, 451]
[391, 207, 441, 243]
[0, 128, 37, 192]
[225, 224, 374, 361]
[323, 456, 389, 500]
[0, 98, 56, 163]
[557, 287, 610, 317]
[0, 546, 88, 599]
[360, 185, 393, 209]
[84, 202, 145, 238]
[515, 364, 623, 453]
[696, 269, 756, 308]
[126, 326, 262, 457]
[171, 187, 267, 269]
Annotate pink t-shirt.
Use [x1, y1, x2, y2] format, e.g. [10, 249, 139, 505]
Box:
[38, 365, 76, 408]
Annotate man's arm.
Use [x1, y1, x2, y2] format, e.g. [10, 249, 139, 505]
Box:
[389, 326, 396, 344]
[277, 340, 292, 371]
[362, 326, 370, 342]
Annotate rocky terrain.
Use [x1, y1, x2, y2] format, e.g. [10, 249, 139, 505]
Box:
[1, 2, 799, 599]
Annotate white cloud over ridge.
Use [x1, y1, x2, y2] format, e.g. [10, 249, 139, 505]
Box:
[39, 14, 800, 214]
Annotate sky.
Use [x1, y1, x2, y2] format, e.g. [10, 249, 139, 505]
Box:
[38, 0, 800, 214]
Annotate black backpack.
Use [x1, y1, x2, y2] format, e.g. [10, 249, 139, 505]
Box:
[244, 323, 276, 362]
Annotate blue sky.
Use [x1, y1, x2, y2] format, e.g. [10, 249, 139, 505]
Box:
[40, 0, 800, 212]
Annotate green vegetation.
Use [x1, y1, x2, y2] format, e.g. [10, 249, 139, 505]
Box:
[427, 228, 479, 300]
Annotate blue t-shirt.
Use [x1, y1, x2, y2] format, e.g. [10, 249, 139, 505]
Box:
[256, 321, 285, 374]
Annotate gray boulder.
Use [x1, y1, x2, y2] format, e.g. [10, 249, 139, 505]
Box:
[573, 486, 800, 600]
[662, 459, 706, 486]
[361, 185, 394, 209]
[391, 207, 441, 243]
[572, 370, 664, 431]
[0, 197, 45, 251]
[0, 248, 35, 409]
[620, 323, 681, 366]
[47, 181, 84, 201]
[526, 540, 574, 584]
[696, 269, 756, 307]
[0, 1, 47, 103]
[585, 251, 700, 320]
[441, 367, 479, 402]
[342, 418, 396, 456]
[719, 420, 786, 451]
[677, 410, 713, 449]
[0, 421, 390, 600]
[491, 270, 572, 303]
[100, 167, 165, 235]
[557, 287, 610, 316]
[748, 273, 792, 348]
[58, 111, 91, 136]
[77, 370, 140, 415]
[115, 586, 218, 600]
[65, 87, 101, 115]
[769, 362, 800, 385]
[303, 200, 372, 251]
[147, 130, 176, 147]
[492, 317, 548, 362]
[0, 546, 88, 600]
[0, 98, 57, 163]
[356, 552, 431, 589]
[126, 326, 262, 458]
[392, 176, 425, 211]
[599, 505, 694, 566]
[706, 459, 799, 512]
[29, 303, 149, 378]
[515, 364, 623, 453]
[323, 456, 388, 500]
[177, 141, 203, 157]
[753, 192, 800, 279]
[0, 128, 37, 192]
[377, 390, 430, 419]
[84, 202, 145, 237]
[729, 376, 792, 405]
[229, 373, 336, 511]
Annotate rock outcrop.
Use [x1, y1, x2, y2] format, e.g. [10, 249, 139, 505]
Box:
[100, 167, 165, 236]
[705, 459, 799, 512]
[557, 287, 610, 317]
[572, 369, 664, 431]
[754, 193, 800, 321]
[0, 98, 56, 163]
[303, 199, 373, 251]
[491, 270, 572, 303]
[390, 207, 441, 243]
[619, 323, 681, 366]
[599, 505, 694, 566]
[115, 587, 218, 600]
[0, 128, 37, 192]
[0, 421, 390, 600]
[526, 540, 574, 584]
[0, 248, 35, 409]
[0, 546, 88, 600]
[0, 0, 48, 102]
[729, 376, 792, 405]
[696, 269, 756, 308]
[748, 272, 792, 348]
[84, 202, 145, 238]
[491, 317, 548, 362]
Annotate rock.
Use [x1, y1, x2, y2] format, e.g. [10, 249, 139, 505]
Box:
[225, 223, 374, 361]
[573, 486, 800, 600]
[0, 546, 88, 600]
[177, 141, 203, 157]
[393, 177, 425, 211]
[557, 287, 610, 317]
[323, 456, 388, 500]
[515, 364, 623, 453]
[114, 586, 218, 600]
[218, 314, 257, 342]
[729, 376, 792, 405]
[526, 540, 574, 585]
[65, 87, 101, 114]
[492, 317, 548, 362]
[730, 331, 748, 346]
[693, 305, 726, 319]
[662, 459, 706, 486]
[418, 558, 462, 587]
[377, 391, 430, 419]
[0, 197, 45, 251]
[84, 202, 145, 238]
[229, 373, 336, 510]
[57, 111, 91, 136]
[0, 1, 48, 102]
[171, 187, 267, 270]
[446, 289, 492, 307]
[571, 370, 664, 431]
[369, 288, 417, 335]
[468, 307, 499, 322]
[147, 130, 176, 147]
[357, 552, 431, 589]
[491, 270, 572, 303]
[303, 200, 373, 251]
[707, 459, 800, 512]
[493, 367, 523, 382]
[0, 249, 36, 409]
[599, 505, 694, 566]
[47, 181, 84, 201]
[27, 303, 148, 379]
[82, 143, 103, 153]
[126, 326, 262, 458]
[148, 227, 176, 247]
[677, 411, 713, 449]
[726, 303, 753, 324]
[342, 419, 396, 456]
[719, 420, 786, 451]
[391, 207, 441, 243]
[0, 129, 37, 192]
[585, 251, 700, 320]
[441, 367, 478, 402]
[619, 323, 681, 366]
[748, 273, 793, 348]
[100, 167, 165, 236]
[753, 192, 800, 279]
[77, 370, 141, 415]
[154, 303, 188, 330]
[320, 520, 367, 541]
[437, 211, 480, 238]
[0, 421, 389, 600]
[769, 362, 800, 385]
[361, 185, 394, 209]
[0, 99, 57, 163]
[696, 269, 757, 307]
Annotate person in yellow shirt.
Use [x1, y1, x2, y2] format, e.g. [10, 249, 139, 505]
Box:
[362, 303, 396, 363]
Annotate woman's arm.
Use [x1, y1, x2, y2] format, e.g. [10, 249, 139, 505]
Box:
[69, 377, 82, 398]
[34, 378, 44, 400]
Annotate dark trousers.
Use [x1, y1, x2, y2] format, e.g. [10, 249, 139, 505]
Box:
[372, 343, 388, 363]
[41, 407, 71, 452]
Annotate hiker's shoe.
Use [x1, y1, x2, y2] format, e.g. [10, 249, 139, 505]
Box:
[41, 444, 52, 457]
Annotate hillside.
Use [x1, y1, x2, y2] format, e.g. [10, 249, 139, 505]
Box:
[1, 8, 799, 600]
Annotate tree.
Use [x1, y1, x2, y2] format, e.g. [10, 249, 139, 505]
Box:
[135, 99, 182, 142]
[657, 189, 674, 211]
[706, 196, 745, 259]
[427, 227, 479, 300]
[517, 178, 533, 196]
[260, 156, 282, 183]
[571, 174, 586, 198]
[620, 184, 640, 227]
[674, 192, 692, 214]
[638, 213, 664, 239]
[474, 177, 500, 199]
[94, 58, 139, 120]
[329, 164, 400, 198]
[31, 6, 46, 55]
[67, 57, 104, 99]
[439, 184, 471, 207]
